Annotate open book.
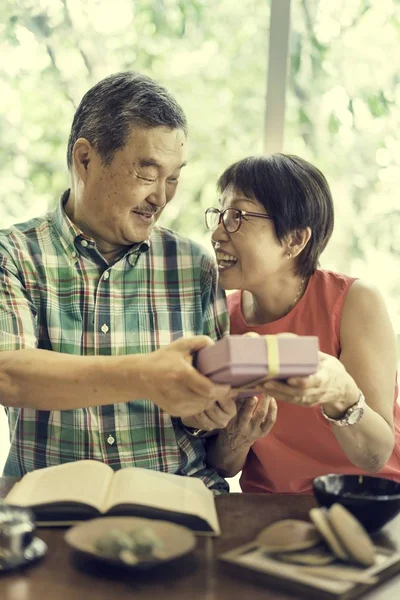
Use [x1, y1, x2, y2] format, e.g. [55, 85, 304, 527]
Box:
[5, 460, 220, 535]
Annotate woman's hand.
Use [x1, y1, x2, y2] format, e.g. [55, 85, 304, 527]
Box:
[262, 351, 359, 415]
[220, 395, 278, 450]
[205, 395, 278, 478]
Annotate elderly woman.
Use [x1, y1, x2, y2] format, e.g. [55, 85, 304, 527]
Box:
[184, 154, 400, 493]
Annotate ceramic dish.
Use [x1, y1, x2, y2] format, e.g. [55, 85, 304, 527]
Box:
[65, 516, 196, 570]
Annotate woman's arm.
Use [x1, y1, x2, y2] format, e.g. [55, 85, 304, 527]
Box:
[262, 280, 397, 472]
[326, 279, 397, 471]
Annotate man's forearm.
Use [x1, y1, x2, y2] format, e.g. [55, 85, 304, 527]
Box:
[0, 349, 147, 410]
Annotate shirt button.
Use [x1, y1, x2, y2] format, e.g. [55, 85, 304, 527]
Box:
[101, 324, 109, 334]
[107, 435, 115, 446]
[71, 251, 77, 258]
[81, 240, 88, 247]
[103, 271, 110, 280]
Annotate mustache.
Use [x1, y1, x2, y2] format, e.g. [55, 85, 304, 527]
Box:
[132, 205, 160, 215]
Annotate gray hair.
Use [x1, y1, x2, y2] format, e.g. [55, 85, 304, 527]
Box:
[66, 71, 187, 168]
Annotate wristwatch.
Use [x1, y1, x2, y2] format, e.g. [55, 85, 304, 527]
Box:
[320, 390, 366, 427]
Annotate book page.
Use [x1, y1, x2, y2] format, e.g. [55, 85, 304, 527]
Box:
[6, 460, 114, 512]
[104, 468, 220, 534]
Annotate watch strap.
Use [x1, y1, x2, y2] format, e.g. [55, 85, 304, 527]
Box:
[320, 390, 366, 427]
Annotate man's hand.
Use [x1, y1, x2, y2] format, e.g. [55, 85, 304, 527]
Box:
[181, 393, 237, 431]
[138, 336, 232, 417]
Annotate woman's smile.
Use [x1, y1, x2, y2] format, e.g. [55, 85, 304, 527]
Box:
[215, 249, 238, 271]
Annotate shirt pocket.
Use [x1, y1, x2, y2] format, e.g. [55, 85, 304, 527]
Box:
[138, 308, 201, 351]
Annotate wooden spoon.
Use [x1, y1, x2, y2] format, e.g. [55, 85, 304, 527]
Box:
[257, 519, 322, 553]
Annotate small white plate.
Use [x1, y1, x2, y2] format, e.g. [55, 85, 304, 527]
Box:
[65, 517, 196, 569]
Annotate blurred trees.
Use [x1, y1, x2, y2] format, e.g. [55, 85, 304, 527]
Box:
[0, 0, 269, 233]
[287, 0, 400, 337]
[0, 0, 399, 336]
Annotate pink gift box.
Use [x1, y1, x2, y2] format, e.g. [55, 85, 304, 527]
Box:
[195, 335, 319, 397]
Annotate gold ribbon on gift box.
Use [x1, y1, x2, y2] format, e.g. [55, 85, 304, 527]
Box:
[234, 334, 280, 392]
[264, 334, 280, 377]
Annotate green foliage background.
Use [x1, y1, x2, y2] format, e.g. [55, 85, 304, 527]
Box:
[0, 0, 399, 339]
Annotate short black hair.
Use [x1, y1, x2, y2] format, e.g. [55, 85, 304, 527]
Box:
[67, 71, 188, 169]
[217, 154, 334, 277]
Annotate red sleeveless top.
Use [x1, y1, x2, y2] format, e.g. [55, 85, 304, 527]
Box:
[228, 270, 400, 493]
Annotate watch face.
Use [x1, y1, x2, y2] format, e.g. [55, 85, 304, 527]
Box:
[347, 407, 364, 425]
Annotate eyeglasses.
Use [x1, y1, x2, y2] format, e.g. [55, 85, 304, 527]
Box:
[205, 207, 273, 234]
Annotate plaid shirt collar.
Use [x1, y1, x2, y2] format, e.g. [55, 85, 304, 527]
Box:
[52, 189, 150, 265]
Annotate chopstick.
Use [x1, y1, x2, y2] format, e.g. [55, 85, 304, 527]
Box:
[296, 565, 378, 584]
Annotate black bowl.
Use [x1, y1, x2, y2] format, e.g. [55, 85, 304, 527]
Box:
[312, 474, 400, 533]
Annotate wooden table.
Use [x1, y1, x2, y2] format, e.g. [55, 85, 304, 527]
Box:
[1, 478, 400, 600]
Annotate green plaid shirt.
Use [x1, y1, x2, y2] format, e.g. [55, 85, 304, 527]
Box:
[0, 192, 229, 492]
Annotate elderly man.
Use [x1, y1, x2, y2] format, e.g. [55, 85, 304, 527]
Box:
[0, 71, 234, 491]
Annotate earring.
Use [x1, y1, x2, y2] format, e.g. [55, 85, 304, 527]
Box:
[286, 251, 292, 259]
